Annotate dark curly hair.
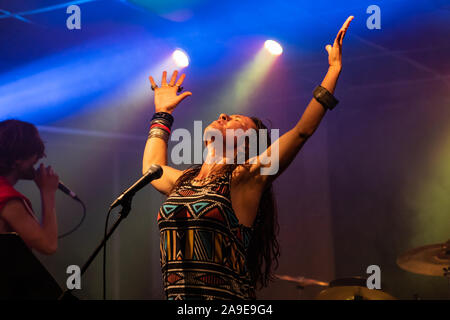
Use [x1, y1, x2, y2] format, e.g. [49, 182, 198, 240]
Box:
[0, 119, 45, 176]
[168, 116, 280, 290]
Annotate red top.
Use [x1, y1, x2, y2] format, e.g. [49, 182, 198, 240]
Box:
[0, 176, 33, 216]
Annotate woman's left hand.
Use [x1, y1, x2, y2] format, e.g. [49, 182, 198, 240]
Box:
[326, 16, 354, 70]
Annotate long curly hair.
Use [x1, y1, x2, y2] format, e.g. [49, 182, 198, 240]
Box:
[0, 119, 45, 176]
[168, 116, 280, 290]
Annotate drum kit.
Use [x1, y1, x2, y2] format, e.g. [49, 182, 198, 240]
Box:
[276, 240, 450, 300]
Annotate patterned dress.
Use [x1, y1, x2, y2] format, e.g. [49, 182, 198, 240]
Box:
[157, 169, 256, 300]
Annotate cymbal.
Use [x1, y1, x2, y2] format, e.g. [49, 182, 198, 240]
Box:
[397, 240, 450, 277]
[316, 286, 396, 300]
[275, 274, 329, 287]
[316, 277, 396, 300]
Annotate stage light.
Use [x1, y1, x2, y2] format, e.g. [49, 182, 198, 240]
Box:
[172, 49, 189, 67]
[264, 40, 283, 55]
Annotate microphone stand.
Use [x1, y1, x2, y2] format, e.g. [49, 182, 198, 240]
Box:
[59, 197, 132, 300]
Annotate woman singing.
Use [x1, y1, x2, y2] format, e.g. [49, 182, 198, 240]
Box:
[143, 16, 353, 300]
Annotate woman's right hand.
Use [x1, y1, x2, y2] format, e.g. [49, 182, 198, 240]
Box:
[34, 163, 59, 194]
[149, 70, 192, 114]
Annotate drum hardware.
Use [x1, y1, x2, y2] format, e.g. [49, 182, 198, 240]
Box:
[397, 240, 450, 277]
[315, 277, 396, 300]
[397, 239, 450, 299]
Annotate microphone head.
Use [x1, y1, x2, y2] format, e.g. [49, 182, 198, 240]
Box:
[148, 164, 163, 179]
[110, 164, 163, 209]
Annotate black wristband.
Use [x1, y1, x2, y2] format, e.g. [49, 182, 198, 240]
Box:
[152, 112, 174, 126]
[313, 85, 339, 110]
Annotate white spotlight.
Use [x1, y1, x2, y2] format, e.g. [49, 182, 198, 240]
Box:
[172, 49, 189, 67]
[264, 40, 283, 56]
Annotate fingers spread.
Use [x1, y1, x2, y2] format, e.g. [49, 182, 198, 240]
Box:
[149, 76, 156, 87]
[169, 70, 178, 86]
[161, 71, 167, 85]
[176, 73, 186, 86]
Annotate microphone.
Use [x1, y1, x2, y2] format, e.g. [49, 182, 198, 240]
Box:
[58, 181, 81, 202]
[110, 164, 163, 209]
[34, 166, 81, 202]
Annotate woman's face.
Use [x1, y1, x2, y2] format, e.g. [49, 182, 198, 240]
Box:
[204, 114, 258, 159]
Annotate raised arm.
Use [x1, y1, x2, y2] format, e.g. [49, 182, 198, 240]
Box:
[143, 70, 192, 195]
[251, 16, 354, 185]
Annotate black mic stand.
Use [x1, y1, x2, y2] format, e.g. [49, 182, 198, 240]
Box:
[59, 197, 132, 300]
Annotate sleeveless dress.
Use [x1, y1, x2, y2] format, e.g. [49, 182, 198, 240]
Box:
[157, 169, 256, 300]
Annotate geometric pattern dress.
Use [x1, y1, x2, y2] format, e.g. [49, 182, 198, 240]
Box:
[157, 169, 256, 300]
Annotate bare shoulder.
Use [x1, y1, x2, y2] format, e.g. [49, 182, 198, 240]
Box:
[1, 199, 27, 213]
[0, 199, 31, 221]
[0, 200, 21, 232]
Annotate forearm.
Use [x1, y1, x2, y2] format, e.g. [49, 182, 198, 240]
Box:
[320, 66, 341, 94]
[40, 192, 58, 250]
[142, 136, 168, 174]
[293, 66, 341, 137]
[142, 109, 174, 174]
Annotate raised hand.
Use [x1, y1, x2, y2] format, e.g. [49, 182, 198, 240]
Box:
[325, 16, 354, 69]
[149, 70, 192, 114]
